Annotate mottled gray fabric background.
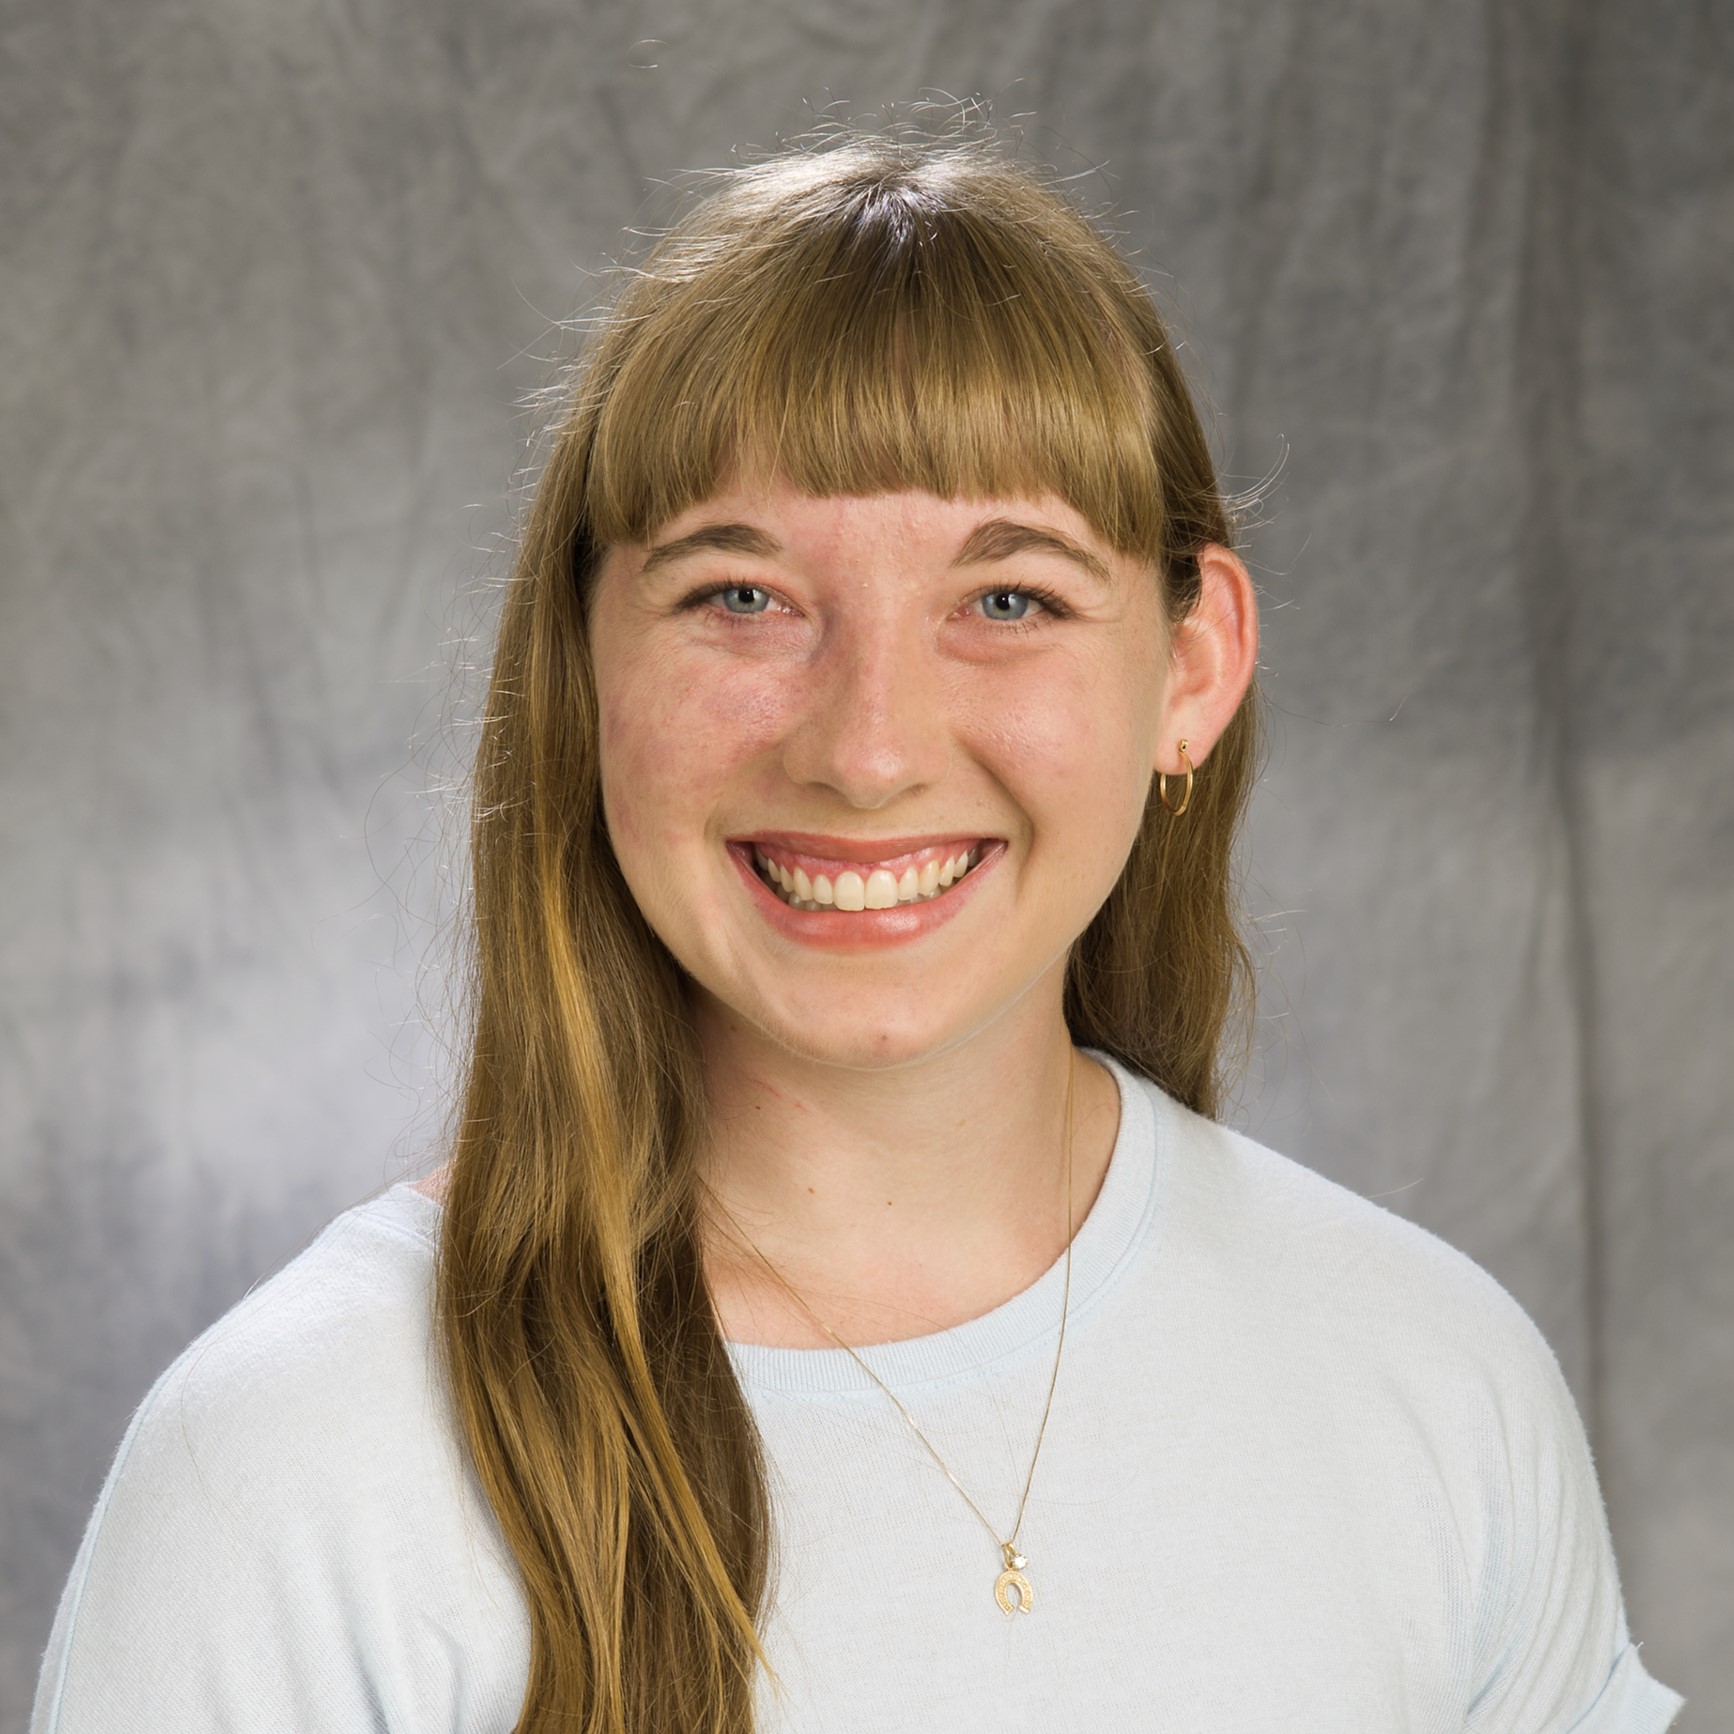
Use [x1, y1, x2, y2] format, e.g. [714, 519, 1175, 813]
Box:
[3, 0, 1729, 1726]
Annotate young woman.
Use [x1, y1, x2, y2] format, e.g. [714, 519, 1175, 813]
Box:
[34, 137, 1683, 1734]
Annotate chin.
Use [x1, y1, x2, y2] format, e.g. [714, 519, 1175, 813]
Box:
[718, 986, 984, 1074]
[783, 1027, 957, 1072]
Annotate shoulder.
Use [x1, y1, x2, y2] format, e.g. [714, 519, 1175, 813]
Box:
[1133, 1083, 1686, 1731]
[1134, 1078, 1594, 1516]
[34, 1186, 529, 1733]
[127, 1186, 450, 1500]
[1147, 1084, 1560, 1384]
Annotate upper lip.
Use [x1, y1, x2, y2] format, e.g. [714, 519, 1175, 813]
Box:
[732, 831, 995, 862]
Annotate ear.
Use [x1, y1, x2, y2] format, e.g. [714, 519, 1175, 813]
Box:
[1154, 544, 1259, 773]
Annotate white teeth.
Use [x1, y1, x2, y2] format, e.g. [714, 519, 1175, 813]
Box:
[755, 846, 982, 912]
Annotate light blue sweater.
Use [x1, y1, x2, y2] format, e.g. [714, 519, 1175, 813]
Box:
[34, 1052, 1685, 1731]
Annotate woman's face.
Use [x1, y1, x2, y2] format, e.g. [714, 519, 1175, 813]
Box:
[587, 480, 1178, 1070]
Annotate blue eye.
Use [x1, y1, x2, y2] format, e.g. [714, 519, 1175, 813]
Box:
[715, 584, 772, 615]
[979, 589, 1034, 622]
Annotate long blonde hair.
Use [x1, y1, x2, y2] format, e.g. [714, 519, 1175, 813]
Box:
[436, 133, 1260, 1733]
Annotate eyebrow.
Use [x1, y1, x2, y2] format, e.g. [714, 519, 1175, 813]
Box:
[639, 523, 783, 575]
[949, 518, 1115, 586]
[635, 514, 1115, 585]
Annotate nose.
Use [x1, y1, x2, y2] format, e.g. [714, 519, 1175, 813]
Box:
[778, 617, 953, 808]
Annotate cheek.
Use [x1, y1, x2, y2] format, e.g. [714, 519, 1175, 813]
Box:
[598, 655, 790, 855]
[971, 659, 1156, 843]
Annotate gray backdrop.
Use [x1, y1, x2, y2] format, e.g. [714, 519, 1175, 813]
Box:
[3, 0, 1729, 1726]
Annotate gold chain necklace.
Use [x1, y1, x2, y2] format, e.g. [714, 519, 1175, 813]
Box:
[707, 1048, 1077, 1615]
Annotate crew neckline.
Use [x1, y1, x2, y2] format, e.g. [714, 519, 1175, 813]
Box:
[728, 1048, 1157, 1395]
[386, 1046, 1161, 1399]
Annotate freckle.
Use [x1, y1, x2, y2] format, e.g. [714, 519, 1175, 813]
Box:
[806, 1185, 815, 1194]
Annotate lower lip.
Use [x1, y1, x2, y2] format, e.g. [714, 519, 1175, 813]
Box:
[724, 841, 1006, 951]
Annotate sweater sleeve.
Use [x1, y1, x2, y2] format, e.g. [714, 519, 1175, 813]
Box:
[1462, 1303, 1684, 1734]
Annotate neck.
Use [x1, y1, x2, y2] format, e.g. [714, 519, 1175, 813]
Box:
[693, 986, 1120, 1349]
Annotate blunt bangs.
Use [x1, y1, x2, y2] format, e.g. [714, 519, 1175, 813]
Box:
[576, 149, 1175, 559]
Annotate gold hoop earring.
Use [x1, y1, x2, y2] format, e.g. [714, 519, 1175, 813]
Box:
[1158, 740, 1194, 816]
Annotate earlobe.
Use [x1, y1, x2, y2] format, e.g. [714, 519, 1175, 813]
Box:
[1155, 543, 1259, 773]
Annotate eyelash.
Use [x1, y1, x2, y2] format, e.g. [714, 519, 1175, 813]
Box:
[678, 581, 1073, 632]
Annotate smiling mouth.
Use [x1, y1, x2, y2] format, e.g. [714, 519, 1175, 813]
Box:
[751, 843, 985, 912]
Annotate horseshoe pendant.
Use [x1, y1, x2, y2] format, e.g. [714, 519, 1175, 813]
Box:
[993, 1544, 1034, 1614]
